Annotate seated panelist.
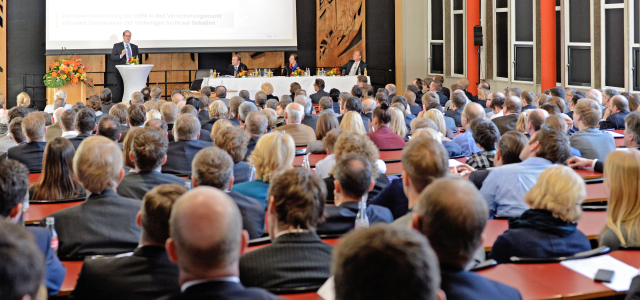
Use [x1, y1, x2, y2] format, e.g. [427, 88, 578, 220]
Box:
[284, 53, 301, 76]
[340, 50, 367, 76]
[228, 54, 248, 77]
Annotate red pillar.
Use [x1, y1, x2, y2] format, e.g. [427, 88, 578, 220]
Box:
[467, 0, 481, 95]
[540, 0, 556, 91]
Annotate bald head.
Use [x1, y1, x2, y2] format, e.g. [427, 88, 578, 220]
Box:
[285, 102, 305, 123]
[610, 95, 630, 113]
[53, 107, 65, 124]
[526, 109, 549, 135]
[168, 187, 244, 280]
[586, 89, 603, 104]
[461, 103, 485, 128]
[362, 98, 376, 113]
[505, 96, 522, 114]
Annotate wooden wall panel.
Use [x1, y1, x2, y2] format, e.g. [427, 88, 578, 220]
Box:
[317, 0, 366, 68]
[45, 55, 105, 99]
[143, 53, 198, 96]
[233, 52, 284, 70]
[0, 0, 6, 97]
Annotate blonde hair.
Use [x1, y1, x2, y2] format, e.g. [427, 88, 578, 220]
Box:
[524, 165, 585, 222]
[604, 150, 640, 247]
[209, 100, 229, 119]
[424, 109, 447, 136]
[340, 111, 366, 135]
[389, 107, 408, 138]
[73, 136, 123, 193]
[261, 82, 275, 95]
[146, 109, 161, 122]
[412, 128, 441, 143]
[516, 111, 529, 134]
[17, 92, 31, 107]
[249, 131, 295, 182]
[210, 119, 233, 142]
[333, 132, 380, 179]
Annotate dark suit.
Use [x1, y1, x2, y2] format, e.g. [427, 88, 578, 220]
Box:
[201, 118, 219, 132]
[627, 275, 640, 300]
[228, 63, 248, 77]
[197, 110, 210, 124]
[45, 190, 141, 260]
[119, 125, 130, 142]
[244, 136, 260, 162]
[409, 104, 422, 116]
[228, 115, 241, 126]
[522, 104, 536, 111]
[436, 92, 449, 106]
[8, 141, 47, 172]
[29, 227, 66, 296]
[239, 232, 333, 289]
[339, 60, 367, 76]
[162, 140, 212, 175]
[316, 201, 394, 235]
[111, 42, 139, 102]
[301, 114, 319, 133]
[159, 281, 279, 300]
[445, 107, 464, 127]
[492, 114, 519, 135]
[463, 89, 474, 102]
[45, 122, 63, 142]
[469, 169, 491, 190]
[310, 90, 330, 104]
[234, 161, 252, 185]
[443, 140, 463, 157]
[324, 174, 389, 203]
[167, 129, 213, 143]
[367, 178, 408, 219]
[116, 171, 188, 200]
[441, 87, 451, 99]
[227, 191, 265, 239]
[599, 110, 631, 130]
[440, 265, 522, 300]
[68, 132, 93, 149]
[68, 246, 179, 300]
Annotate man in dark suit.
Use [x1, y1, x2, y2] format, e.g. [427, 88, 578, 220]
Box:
[69, 184, 184, 300]
[162, 186, 279, 300]
[600, 95, 631, 130]
[0, 159, 65, 295]
[228, 54, 248, 77]
[192, 147, 265, 239]
[240, 168, 332, 289]
[339, 51, 367, 76]
[521, 90, 537, 111]
[214, 126, 252, 184]
[385, 83, 397, 103]
[117, 129, 188, 200]
[45, 136, 141, 260]
[413, 178, 522, 299]
[277, 103, 316, 146]
[296, 95, 319, 133]
[96, 115, 122, 145]
[162, 114, 212, 175]
[8, 113, 47, 172]
[430, 80, 449, 106]
[492, 96, 522, 135]
[68, 108, 97, 150]
[316, 154, 393, 235]
[310, 78, 330, 103]
[111, 30, 139, 103]
[243, 111, 268, 161]
[445, 93, 466, 127]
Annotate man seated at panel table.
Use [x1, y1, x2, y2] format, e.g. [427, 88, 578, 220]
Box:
[117, 129, 188, 200]
[162, 187, 280, 300]
[7, 113, 47, 172]
[277, 102, 316, 146]
[0, 159, 65, 296]
[569, 98, 616, 161]
[162, 114, 212, 175]
[412, 178, 522, 299]
[339, 50, 367, 76]
[316, 154, 393, 235]
[599, 95, 631, 130]
[480, 126, 572, 218]
[69, 184, 186, 300]
[228, 54, 248, 77]
[45, 136, 141, 260]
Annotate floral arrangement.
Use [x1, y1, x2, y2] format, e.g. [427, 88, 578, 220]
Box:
[43, 55, 93, 89]
[237, 70, 249, 78]
[127, 57, 139, 65]
[291, 68, 305, 77]
[327, 68, 342, 76]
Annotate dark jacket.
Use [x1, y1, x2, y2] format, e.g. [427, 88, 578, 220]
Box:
[310, 90, 330, 104]
[158, 281, 279, 300]
[445, 107, 464, 127]
[29, 227, 66, 296]
[522, 104, 536, 111]
[339, 60, 367, 76]
[316, 201, 394, 235]
[197, 110, 210, 124]
[162, 140, 213, 175]
[68, 132, 93, 150]
[234, 161, 252, 185]
[244, 136, 260, 161]
[239, 232, 333, 289]
[443, 140, 463, 157]
[228, 63, 248, 76]
[469, 169, 491, 190]
[437, 92, 449, 106]
[324, 174, 389, 203]
[441, 87, 451, 99]
[599, 110, 631, 130]
[440, 265, 522, 300]
[627, 275, 640, 300]
[68, 246, 179, 300]
[492, 114, 519, 136]
[7, 141, 47, 172]
[488, 209, 591, 263]
[116, 171, 188, 200]
[201, 118, 220, 132]
[367, 178, 408, 219]
[228, 191, 265, 239]
[301, 114, 319, 133]
[111, 42, 139, 65]
[167, 129, 213, 143]
[45, 190, 141, 260]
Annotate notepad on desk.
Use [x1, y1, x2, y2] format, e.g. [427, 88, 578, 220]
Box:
[448, 159, 464, 168]
[561, 255, 639, 292]
[606, 131, 624, 138]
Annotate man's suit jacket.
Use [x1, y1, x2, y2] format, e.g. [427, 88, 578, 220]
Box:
[445, 107, 464, 127]
[116, 171, 188, 200]
[119, 125, 129, 142]
[201, 117, 219, 132]
[228, 63, 248, 76]
[443, 140, 463, 157]
[367, 178, 408, 219]
[522, 104, 536, 111]
[301, 114, 319, 133]
[437, 92, 449, 106]
[627, 275, 640, 300]
[8, 141, 47, 172]
[29, 227, 65, 296]
[159, 281, 279, 300]
[316, 201, 394, 235]
[111, 42, 139, 65]
[441, 87, 451, 99]
[277, 123, 316, 146]
[68, 246, 179, 300]
[234, 161, 252, 185]
[197, 110, 210, 124]
[45, 122, 63, 142]
[492, 114, 519, 135]
[469, 169, 491, 190]
[162, 140, 212, 175]
[239, 232, 333, 289]
[68, 132, 93, 150]
[599, 110, 631, 130]
[45, 190, 141, 260]
[440, 266, 522, 300]
[227, 191, 265, 239]
[244, 135, 260, 162]
[167, 128, 213, 143]
[228, 115, 241, 126]
[339, 60, 367, 76]
[310, 90, 330, 104]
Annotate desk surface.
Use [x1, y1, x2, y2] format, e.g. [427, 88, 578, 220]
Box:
[24, 202, 82, 225]
[585, 182, 608, 203]
[58, 261, 82, 296]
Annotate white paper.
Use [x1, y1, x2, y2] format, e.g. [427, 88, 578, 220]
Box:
[606, 131, 624, 138]
[317, 277, 335, 300]
[560, 255, 639, 292]
[449, 159, 464, 168]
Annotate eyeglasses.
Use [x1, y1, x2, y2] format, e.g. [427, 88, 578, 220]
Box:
[124, 35, 131, 37]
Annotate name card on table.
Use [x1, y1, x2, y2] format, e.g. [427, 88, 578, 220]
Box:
[561, 255, 639, 292]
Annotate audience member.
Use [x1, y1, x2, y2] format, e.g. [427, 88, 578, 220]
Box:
[0, 221, 47, 300]
[68, 108, 96, 149]
[0, 115, 25, 155]
[340, 111, 367, 135]
[109, 103, 129, 142]
[411, 117, 463, 157]
[314, 129, 342, 179]
[97, 114, 122, 143]
[445, 92, 466, 127]
[215, 126, 252, 184]
[296, 95, 319, 132]
[600, 95, 631, 130]
[163, 114, 212, 175]
[466, 120, 500, 169]
[45, 107, 65, 142]
[367, 102, 406, 149]
[277, 102, 316, 146]
[452, 103, 486, 156]
[307, 112, 339, 154]
[243, 111, 268, 160]
[8, 113, 47, 171]
[389, 106, 408, 138]
[29, 137, 85, 201]
[521, 91, 536, 111]
[570, 99, 616, 161]
[492, 96, 521, 135]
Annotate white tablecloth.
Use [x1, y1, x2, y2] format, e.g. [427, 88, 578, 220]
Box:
[200, 76, 369, 99]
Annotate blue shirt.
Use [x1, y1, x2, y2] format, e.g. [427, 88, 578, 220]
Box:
[452, 130, 483, 156]
[480, 157, 554, 218]
[231, 179, 270, 207]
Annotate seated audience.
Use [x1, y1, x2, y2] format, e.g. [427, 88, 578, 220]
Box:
[45, 107, 64, 142]
[452, 103, 486, 156]
[163, 187, 279, 300]
[68, 108, 97, 149]
[59, 109, 78, 139]
[0, 221, 47, 300]
[544, 115, 582, 157]
[8, 113, 47, 172]
[243, 111, 268, 160]
[445, 92, 466, 127]
[0, 117, 25, 157]
[340, 111, 367, 135]
[521, 91, 537, 111]
[599, 95, 631, 130]
[307, 112, 340, 154]
[492, 96, 521, 135]
[389, 106, 408, 138]
[29, 138, 85, 201]
[570, 99, 616, 161]
[489, 165, 590, 262]
[338, 96, 370, 133]
[69, 184, 185, 300]
[278, 102, 316, 146]
[516, 111, 528, 134]
[466, 120, 500, 169]
[109, 103, 129, 142]
[413, 178, 522, 299]
[228, 96, 244, 126]
[296, 95, 319, 132]
[127, 104, 146, 128]
[481, 126, 572, 218]
[367, 103, 406, 149]
[122, 127, 143, 170]
[410, 117, 463, 157]
[0, 107, 28, 153]
[314, 129, 342, 179]
[240, 168, 331, 289]
[319, 96, 340, 117]
[45, 136, 141, 260]
[210, 119, 232, 142]
[117, 129, 188, 199]
[424, 108, 456, 138]
[162, 114, 212, 175]
[231, 131, 295, 206]
[214, 126, 252, 184]
[489, 93, 506, 120]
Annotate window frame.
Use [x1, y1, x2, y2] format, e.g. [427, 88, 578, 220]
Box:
[600, 1, 628, 92]
[563, 0, 594, 89]
[427, 0, 445, 76]
[492, 0, 535, 83]
[451, 0, 466, 77]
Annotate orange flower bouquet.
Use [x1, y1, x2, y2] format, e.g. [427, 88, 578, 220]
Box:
[327, 68, 342, 76]
[237, 70, 249, 78]
[126, 57, 139, 65]
[43, 55, 93, 88]
[291, 68, 305, 77]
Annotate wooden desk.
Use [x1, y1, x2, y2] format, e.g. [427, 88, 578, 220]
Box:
[292, 154, 327, 167]
[584, 182, 608, 203]
[385, 161, 403, 176]
[378, 149, 403, 162]
[281, 293, 323, 300]
[57, 261, 82, 297]
[613, 130, 625, 148]
[477, 264, 563, 300]
[24, 202, 82, 225]
[574, 168, 603, 180]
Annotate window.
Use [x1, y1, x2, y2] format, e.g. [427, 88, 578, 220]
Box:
[494, 0, 508, 79]
[451, 0, 465, 76]
[603, 1, 625, 88]
[632, 0, 639, 91]
[565, 0, 592, 87]
[428, 0, 444, 74]
[492, 0, 534, 82]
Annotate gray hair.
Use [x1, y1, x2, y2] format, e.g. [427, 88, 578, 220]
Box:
[239, 90, 250, 101]
[603, 88, 620, 100]
[255, 91, 267, 106]
[238, 102, 257, 123]
[53, 107, 65, 124]
[285, 103, 305, 123]
[245, 111, 268, 135]
[295, 95, 313, 115]
[265, 99, 278, 110]
[339, 92, 351, 103]
[362, 99, 376, 112]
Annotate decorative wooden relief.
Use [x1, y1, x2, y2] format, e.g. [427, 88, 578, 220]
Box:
[0, 0, 6, 97]
[233, 52, 285, 70]
[45, 55, 105, 99]
[317, 0, 366, 68]
[143, 53, 198, 97]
